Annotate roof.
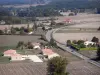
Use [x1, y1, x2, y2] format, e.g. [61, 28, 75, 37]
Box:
[64, 18, 72, 22]
[42, 48, 55, 55]
[32, 42, 40, 46]
[10, 54, 22, 57]
[84, 41, 94, 43]
[4, 49, 16, 54]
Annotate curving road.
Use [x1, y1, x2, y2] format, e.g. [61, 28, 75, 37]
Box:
[46, 26, 100, 68]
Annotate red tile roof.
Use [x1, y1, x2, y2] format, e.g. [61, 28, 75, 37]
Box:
[42, 48, 55, 55]
[4, 49, 16, 54]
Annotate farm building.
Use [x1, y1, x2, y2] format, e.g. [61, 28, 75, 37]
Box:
[4, 49, 43, 62]
[42, 48, 59, 59]
[32, 42, 41, 49]
[4, 49, 23, 61]
[84, 41, 95, 46]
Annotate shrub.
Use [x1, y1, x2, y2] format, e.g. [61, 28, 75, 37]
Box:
[0, 30, 4, 35]
[66, 40, 71, 46]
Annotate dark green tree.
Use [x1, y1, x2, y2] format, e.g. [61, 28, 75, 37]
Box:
[49, 38, 57, 47]
[66, 40, 71, 46]
[77, 40, 84, 45]
[16, 41, 25, 49]
[33, 21, 37, 31]
[91, 36, 99, 43]
[0, 30, 4, 35]
[97, 46, 100, 59]
[50, 18, 56, 27]
[47, 57, 68, 75]
[98, 27, 100, 30]
[11, 27, 16, 34]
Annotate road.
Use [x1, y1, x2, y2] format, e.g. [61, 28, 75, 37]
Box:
[46, 28, 100, 68]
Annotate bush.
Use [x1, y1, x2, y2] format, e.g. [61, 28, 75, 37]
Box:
[0, 30, 4, 35]
[98, 27, 100, 30]
[66, 40, 71, 46]
[0, 53, 4, 57]
[77, 40, 84, 45]
[91, 36, 99, 43]
[47, 57, 68, 75]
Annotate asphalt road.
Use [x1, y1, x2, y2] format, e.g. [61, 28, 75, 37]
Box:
[46, 28, 100, 68]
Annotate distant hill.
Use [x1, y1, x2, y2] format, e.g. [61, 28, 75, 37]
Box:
[48, 0, 100, 9]
[0, 0, 51, 5]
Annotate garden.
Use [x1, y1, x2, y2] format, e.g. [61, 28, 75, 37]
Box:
[66, 36, 99, 51]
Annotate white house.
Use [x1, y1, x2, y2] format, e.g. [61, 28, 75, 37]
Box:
[84, 41, 95, 46]
[32, 42, 41, 49]
[0, 20, 6, 25]
[11, 54, 23, 61]
[4, 49, 23, 61]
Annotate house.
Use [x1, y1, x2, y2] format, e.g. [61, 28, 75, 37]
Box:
[28, 31, 33, 35]
[63, 18, 72, 23]
[0, 20, 6, 25]
[4, 49, 23, 61]
[42, 48, 59, 59]
[4, 49, 43, 62]
[10, 54, 23, 61]
[32, 42, 41, 49]
[84, 41, 95, 46]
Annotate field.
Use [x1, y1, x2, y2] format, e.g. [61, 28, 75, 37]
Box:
[0, 60, 100, 75]
[53, 33, 100, 45]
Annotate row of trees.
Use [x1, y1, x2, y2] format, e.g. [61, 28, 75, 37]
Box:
[0, 22, 38, 35]
[16, 41, 34, 49]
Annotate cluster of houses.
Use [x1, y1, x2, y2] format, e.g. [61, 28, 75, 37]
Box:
[3, 42, 60, 62]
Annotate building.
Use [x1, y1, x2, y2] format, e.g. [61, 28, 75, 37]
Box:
[42, 48, 59, 59]
[32, 42, 41, 49]
[4, 49, 23, 61]
[0, 20, 6, 25]
[84, 41, 95, 46]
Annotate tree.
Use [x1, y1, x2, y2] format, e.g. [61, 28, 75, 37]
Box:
[27, 42, 33, 49]
[91, 36, 99, 43]
[97, 46, 100, 59]
[33, 21, 37, 31]
[68, 13, 75, 16]
[0, 30, 4, 35]
[77, 40, 84, 45]
[49, 38, 57, 47]
[50, 18, 56, 27]
[47, 57, 68, 75]
[16, 41, 25, 50]
[97, 27, 100, 31]
[66, 40, 71, 46]
[20, 27, 26, 34]
[11, 27, 16, 34]
[4, 28, 7, 34]
[72, 40, 77, 44]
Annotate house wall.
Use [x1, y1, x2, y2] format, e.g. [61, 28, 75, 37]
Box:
[11, 56, 23, 61]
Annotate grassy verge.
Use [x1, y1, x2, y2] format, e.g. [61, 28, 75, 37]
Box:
[0, 57, 10, 64]
[70, 44, 97, 51]
[80, 47, 97, 50]
[16, 50, 25, 55]
[0, 46, 16, 53]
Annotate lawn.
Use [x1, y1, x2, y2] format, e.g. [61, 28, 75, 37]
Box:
[80, 47, 97, 50]
[71, 43, 97, 51]
[0, 57, 10, 64]
[0, 46, 17, 53]
[16, 49, 25, 55]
